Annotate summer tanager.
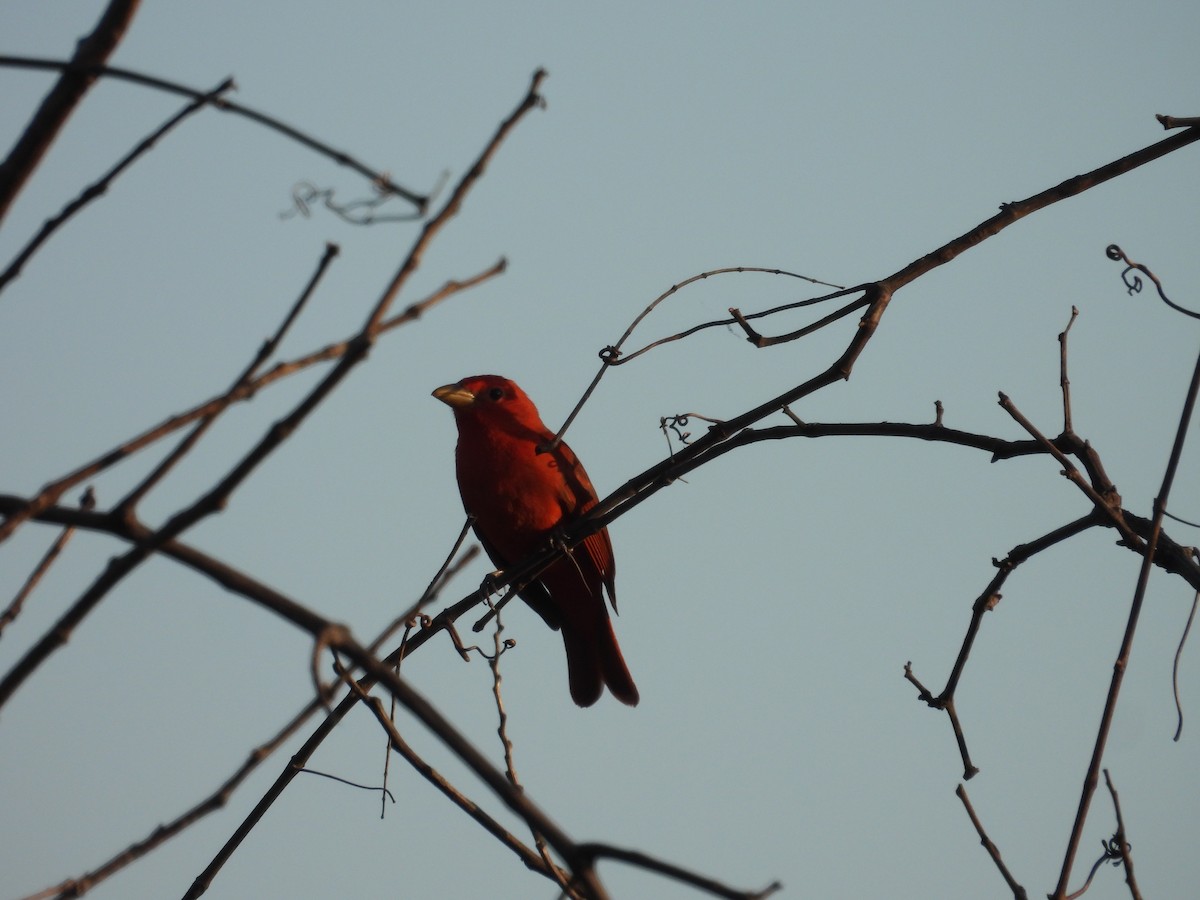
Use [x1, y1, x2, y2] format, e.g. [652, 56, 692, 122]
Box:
[433, 375, 639, 707]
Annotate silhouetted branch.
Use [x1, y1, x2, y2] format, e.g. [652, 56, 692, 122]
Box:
[956, 784, 1028, 900]
[1103, 770, 1141, 900]
[19, 695, 317, 900]
[0, 255, 505, 546]
[906, 515, 1099, 779]
[1052, 270, 1200, 899]
[115, 241, 338, 514]
[1061, 770, 1139, 900]
[1058, 306, 1079, 432]
[0, 54, 428, 212]
[1157, 113, 1200, 129]
[545, 268, 853, 450]
[0, 79, 233, 295]
[577, 843, 782, 900]
[0, 488, 93, 639]
[0, 1, 141, 223]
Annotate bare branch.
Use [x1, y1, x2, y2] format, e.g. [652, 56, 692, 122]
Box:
[0, 54, 427, 212]
[1052, 322, 1200, 899]
[577, 843, 782, 900]
[907, 515, 1099, 779]
[334, 665, 577, 890]
[0, 255, 505, 545]
[0, 79, 234, 296]
[0, 488, 93, 639]
[956, 784, 1028, 900]
[114, 241, 338, 514]
[1103, 770, 1142, 900]
[0, 2, 141, 223]
[1058, 306, 1079, 432]
[544, 268, 852, 451]
[884, 124, 1200, 292]
[20, 696, 319, 900]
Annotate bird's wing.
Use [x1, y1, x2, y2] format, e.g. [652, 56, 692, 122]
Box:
[549, 441, 619, 612]
[472, 524, 561, 630]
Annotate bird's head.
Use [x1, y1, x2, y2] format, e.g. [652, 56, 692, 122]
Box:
[432, 375, 544, 433]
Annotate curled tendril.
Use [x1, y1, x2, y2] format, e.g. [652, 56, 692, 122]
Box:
[1107, 243, 1200, 319]
[460, 637, 517, 662]
[280, 181, 423, 225]
[1100, 835, 1130, 866]
[659, 412, 725, 451]
[598, 345, 621, 363]
[660, 415, 693, 445]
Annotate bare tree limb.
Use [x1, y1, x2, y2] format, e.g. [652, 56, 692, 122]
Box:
[0, 54, 427, 212]
[956, 784, 1028, 900]
[0, 1, 141, 223]
[0, 488, 93, 639]
[1052, 333, 1200, 898]
[0, 79, 234, 295]
[0, 255, 504, 546]
[577, 843, 782, 900]
[19, 698, 319, 900]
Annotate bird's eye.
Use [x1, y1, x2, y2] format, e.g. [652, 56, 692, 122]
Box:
[487, 387, 505, 401]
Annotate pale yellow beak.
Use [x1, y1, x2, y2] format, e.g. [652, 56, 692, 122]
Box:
[432, 383, 476, 408]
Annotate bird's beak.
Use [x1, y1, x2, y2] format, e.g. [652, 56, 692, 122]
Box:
[432, 382, 476, 408]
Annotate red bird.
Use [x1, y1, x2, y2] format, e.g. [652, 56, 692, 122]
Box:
[433, 375, 638, 707]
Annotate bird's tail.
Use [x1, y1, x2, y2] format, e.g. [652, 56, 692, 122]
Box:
[562, 614, 639, 707]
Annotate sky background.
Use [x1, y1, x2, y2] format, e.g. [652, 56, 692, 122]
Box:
[3, 3, 1200, 899]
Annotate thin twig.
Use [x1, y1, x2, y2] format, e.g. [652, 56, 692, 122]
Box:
[997, 394, 1136, 544]
[955, 784, 1028, 899]
[1173, 590, 1198, 741]
[331, 665, 563, 884]
[0, 257, 504, 546]
[374, 519, 478, 650]
[1103, 769, 1142, 900]
[1058, 306, 1079, 433]
[0, 54, 427, 211]
[727, 294, 871, 348]
[1052, 339, 1200, 898]
[0, 488, 93, 639]
[19, 695, 320, 900]
[906, 515, 1098, 779]
[544, 268, 852, 451]
[114, 241, 338, 514]
[0, 79, 234, 295]
[577, 843, 782, 900]
[294, 768, 394, 803]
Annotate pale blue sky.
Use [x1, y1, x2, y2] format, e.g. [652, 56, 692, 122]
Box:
[3, 3, 1200, 898]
